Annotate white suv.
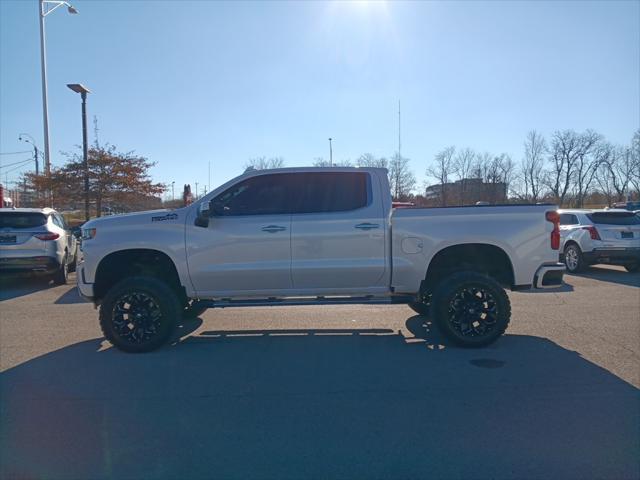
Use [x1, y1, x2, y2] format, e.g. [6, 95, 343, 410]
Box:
[0, 208, 79, 284]
[558, 209, 640, 273]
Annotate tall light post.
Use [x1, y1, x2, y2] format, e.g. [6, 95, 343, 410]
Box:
[171, 181, 175, 201]
[328, 137, 333, 167]
[67, 83, 91, 221]
[18, 133, 40, 176]
[39, 0, 78, 177]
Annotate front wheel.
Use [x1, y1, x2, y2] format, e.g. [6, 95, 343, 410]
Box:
[99, 276, 181, 353]
[431, 271, 511, 347]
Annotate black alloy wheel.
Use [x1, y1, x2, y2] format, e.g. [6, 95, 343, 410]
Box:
[431, 271, 510, 347]
[99, 276, 180, 353]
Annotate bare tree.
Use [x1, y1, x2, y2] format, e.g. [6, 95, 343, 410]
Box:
[453, 147, 476, 205]
[389, 153, 416, 201]
[521, 130, 546, 202]
[313, 157, 352, 167]
[544, 130, 599, 206]
[356, 153, 388, 169]
[572, 131, 603, 207]
[427, 146, 455, 206]
[595, 149, 619, 206]
[245, 156, 285, 170]
[476, 153, 514, 203]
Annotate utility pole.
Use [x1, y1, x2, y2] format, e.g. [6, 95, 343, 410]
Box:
[195, 181, 199, 199]
[171, 181, 175, 201]
[398, 100, 401, 159]
[328, 138, 333, 167]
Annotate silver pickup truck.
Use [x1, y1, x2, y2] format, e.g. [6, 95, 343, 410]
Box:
[77, 167, 565, 352]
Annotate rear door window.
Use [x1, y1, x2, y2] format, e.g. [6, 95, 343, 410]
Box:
[294, 172, 369, 214]
[559, 214, 579, 225]
[0, 212, 47, 229]
[586, 212, 640, 225]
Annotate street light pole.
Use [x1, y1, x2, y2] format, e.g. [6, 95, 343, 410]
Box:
[328, 138, 333, 167]
[171, 181, 175, 201]
[19, 134, 40, 176]
[67, 83, 91, 221]
[38, 2, 50, 176]
[38, 0, 78, 178]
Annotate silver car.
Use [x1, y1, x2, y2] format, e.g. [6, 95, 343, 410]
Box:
[0, 207, 79, 284]
[558, 209, 640, 273]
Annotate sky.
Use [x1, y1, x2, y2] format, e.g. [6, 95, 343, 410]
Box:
[1, 0, 638, 198]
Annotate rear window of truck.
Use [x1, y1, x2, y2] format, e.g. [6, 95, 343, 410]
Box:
[586, 212, 640, 225]
[295, 172, 369, 214]
[0, 212, 48, 228]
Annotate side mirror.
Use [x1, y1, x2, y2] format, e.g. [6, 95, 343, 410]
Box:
[195, 201, 211, 228]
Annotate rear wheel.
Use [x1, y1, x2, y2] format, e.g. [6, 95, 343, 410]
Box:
[624, 263, 639, 273]
[431, 271, 510, 347]
[68, 245, 78, 273]
[564, 244, 585, 273]
[52, 254, 68, 285]
[99, 276, 181, 353]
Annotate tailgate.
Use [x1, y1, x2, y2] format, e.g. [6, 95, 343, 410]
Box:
[588, 211, 640, 246]
[0, 212, 49, 255]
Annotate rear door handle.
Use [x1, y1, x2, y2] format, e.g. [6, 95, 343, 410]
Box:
[261, 225, 286, 233]
[355, 223, 380, 230]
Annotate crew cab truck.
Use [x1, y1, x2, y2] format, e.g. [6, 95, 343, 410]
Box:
[77, 167, 565, 353]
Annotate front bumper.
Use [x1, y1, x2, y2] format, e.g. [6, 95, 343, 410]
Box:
[0, 256, 59, 274]
[582, 248, 640, 266]
[76, 263, 95, 301]
[533, 262, 566, 289]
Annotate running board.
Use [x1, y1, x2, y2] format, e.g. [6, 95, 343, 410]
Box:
[193, 295, 415, 309]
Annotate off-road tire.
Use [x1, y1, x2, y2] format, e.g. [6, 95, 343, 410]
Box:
[564, 243, 586, 273]
[99, 276, 181, 353]
[431, 271, 511, 347]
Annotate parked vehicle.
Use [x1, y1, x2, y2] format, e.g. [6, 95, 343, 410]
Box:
[77, 167, 565, 353]
[558, 209, 640, 273]
[612, 201, 640, 211]
[0, 207, 79, 284]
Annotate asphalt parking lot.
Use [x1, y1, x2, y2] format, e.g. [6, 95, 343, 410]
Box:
[1, 266, 639, 479]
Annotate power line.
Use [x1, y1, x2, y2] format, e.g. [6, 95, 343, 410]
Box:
[3, 160, 34, 175]
[0, 150, 31, 155]
[0, 158, 34, 169]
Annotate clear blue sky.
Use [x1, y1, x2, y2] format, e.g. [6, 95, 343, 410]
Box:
[1, 0, 638, 197]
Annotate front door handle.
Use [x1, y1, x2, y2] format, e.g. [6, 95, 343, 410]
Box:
[261, 225, 286, 233]
[355, 223, 380, 230]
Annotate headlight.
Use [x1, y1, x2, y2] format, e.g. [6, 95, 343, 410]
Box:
[82, 228, 97, 240]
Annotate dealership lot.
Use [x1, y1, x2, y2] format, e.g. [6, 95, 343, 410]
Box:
[1, 267, 639, 479]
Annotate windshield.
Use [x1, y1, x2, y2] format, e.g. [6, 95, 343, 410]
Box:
[0, 212, 47, 229]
